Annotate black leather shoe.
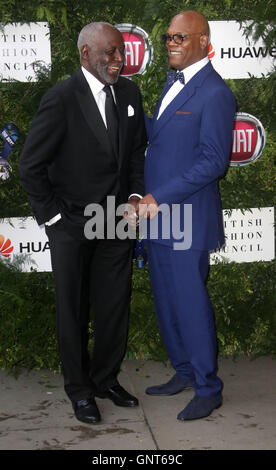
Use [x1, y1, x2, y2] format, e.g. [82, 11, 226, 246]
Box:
[95, 384, 139, 407]
[73, 398, 101, 424]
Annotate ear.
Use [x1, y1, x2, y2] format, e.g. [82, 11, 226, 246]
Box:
[81, 44, 89, 61]
[200, 34, 209, 50]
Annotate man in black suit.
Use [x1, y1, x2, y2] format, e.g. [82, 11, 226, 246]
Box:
[19, 22, 147, 424]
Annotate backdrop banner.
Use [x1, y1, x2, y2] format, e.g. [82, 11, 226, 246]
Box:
[0, 207, 274, 272]
[1, 20, 274, 82]
[0, 22, 51, 82]
[208, 20, 275, 78]
[209, 207, 275, 264]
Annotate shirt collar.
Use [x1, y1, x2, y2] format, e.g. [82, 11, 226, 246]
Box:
[180, 56, 209, 84]
[81, 66, 105, 95]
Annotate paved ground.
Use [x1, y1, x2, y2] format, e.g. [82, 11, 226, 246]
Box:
[0, 356, 275, 451]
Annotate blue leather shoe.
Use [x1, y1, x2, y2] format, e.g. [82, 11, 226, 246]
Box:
[145, 373, 195, 396]
[177, 394, 222, 421]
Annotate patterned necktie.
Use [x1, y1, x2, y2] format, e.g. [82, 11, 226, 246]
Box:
[167, 71, 185, 86]
[103, 85, 119, 157]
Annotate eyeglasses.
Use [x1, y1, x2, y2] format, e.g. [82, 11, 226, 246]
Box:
[161, 32, 206, 45]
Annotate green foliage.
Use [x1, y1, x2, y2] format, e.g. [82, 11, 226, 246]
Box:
[0, 0, 275, 370]
[128, 264, 168, 362]
[208, 261, 276, 357]
[0, 256, 59, 371]
[129, 260, 276, 360]
[1, 257, 275, 372]
[220, 135, 276, 210]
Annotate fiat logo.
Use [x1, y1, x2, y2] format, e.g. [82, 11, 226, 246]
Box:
[115, 23, 153, 76]
[230, 112, 266, 166]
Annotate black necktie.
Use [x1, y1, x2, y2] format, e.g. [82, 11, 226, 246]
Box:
[103, 85, 119, 157]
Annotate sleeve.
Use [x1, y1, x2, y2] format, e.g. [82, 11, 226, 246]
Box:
[127, 87, 147, 197]
[19, 89, 66, 225]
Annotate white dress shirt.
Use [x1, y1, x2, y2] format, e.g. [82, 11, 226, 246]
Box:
[81, 65, 116, 128]
[45, 67, 140, 226]
[157, 56, 209, 119]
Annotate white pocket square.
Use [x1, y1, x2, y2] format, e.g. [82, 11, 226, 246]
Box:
[128, 105, 135, 117]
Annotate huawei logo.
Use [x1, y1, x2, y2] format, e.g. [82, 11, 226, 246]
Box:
[0, 234, 14, 258]
[208, 43, 215, 60]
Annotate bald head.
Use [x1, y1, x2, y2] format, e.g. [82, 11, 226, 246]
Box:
[174, 10, 209, 37]
[77, 22, 120, 56]
[166, 10, 210, 70]
[77, 22, 125, 85]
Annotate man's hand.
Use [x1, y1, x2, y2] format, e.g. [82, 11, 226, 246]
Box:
[124, 195, 140, 228]
[138, 193, 159, 220]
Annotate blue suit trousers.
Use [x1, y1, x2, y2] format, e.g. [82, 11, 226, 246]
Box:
[147, 241, 223, 397]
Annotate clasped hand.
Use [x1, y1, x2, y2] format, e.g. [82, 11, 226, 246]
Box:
[124, 193, 159, 228]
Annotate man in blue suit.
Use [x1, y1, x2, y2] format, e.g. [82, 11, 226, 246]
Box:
[138, 10, 236, 420]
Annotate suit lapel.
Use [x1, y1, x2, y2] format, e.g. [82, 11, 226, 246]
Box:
[152, 78, 172, 123]
[113, 79, 129, 168]
[151, 62, 213, 141]
[151, 85, 196, 140]
[74, 71, 114, 158]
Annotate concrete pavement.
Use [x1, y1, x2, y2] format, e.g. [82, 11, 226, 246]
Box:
[0, 356, 276, 450]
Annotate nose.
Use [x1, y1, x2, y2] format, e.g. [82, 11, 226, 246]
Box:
[114, 48, 124, 62]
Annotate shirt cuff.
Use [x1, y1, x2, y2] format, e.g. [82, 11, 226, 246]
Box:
[128, 193, 142, 200]
[45, 213, 62, 226]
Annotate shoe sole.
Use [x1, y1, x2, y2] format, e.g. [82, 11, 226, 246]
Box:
[177, 402, 222, 421]
[146, 385, 194, 396]
[95, 392, 139, 407]
[75, 414, 101, 424]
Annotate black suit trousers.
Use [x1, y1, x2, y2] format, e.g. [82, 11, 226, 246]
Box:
[46, 221, 134, 402]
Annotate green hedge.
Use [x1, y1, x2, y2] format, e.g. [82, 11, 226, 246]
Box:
[130, 259, 276, 360]
[0, 0, 275, 371]
[0, 256, 275, 372]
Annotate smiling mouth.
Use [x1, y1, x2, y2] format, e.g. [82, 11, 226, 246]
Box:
[169, 51, 182, 56]
[108, 65, 122, 72]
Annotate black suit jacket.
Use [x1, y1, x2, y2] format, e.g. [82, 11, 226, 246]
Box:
[19, 70, 146, 236]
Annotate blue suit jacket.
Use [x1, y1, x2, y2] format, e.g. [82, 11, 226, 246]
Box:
[144, 62, 236, 250]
